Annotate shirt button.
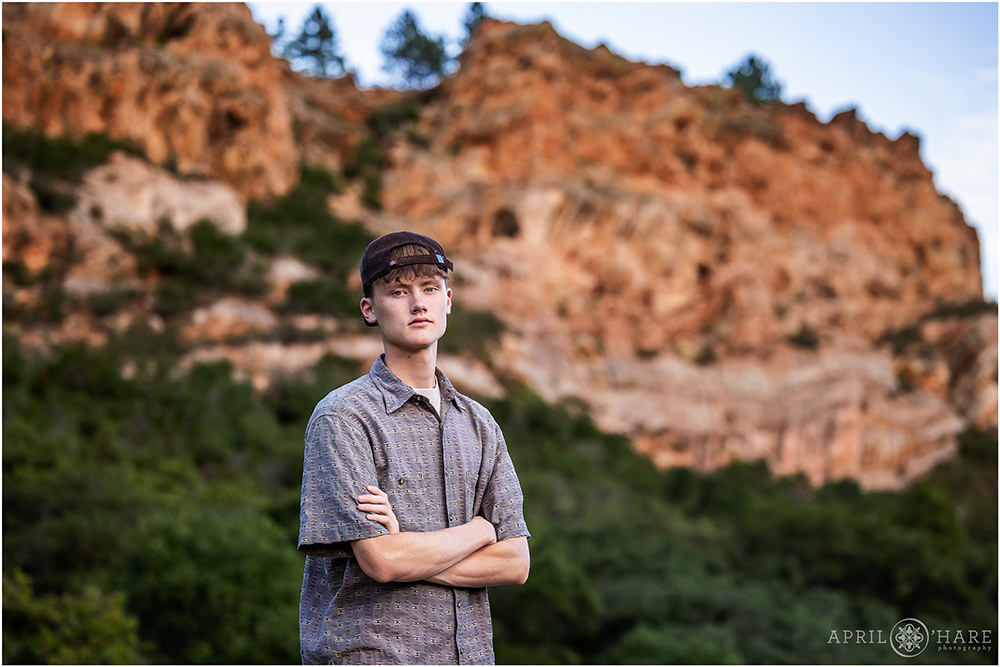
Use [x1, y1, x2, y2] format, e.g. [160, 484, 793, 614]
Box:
[398, 477, 406, 485]
[457, 602, 462, 608]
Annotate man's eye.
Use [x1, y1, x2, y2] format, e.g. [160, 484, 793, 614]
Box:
[392, 290, 405, 296]
[425, 286, 438, 293]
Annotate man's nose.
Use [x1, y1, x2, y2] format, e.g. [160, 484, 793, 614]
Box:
[410, 293, 427, 312]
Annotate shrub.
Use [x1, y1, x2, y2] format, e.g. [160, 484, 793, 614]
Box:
[694, 345, 718, 365]
[2, 124, 145, 213]
[245, 164, 372, 274]
[114, 218, 270, 319]
[2, 258, 34, 287]
[264, 353, 362, 426]
[84, 288, 142, 317]
[113, 501, 301, 664]
[366, 98, 421, 137]
[876, 323, 922, 355]
[280, 276, 359, 318]
[438, 304, 504, 357]
[926, 298, 997, 321]
[787, 324, 819, 349]
[342, 98, 423, 211]
[2, 570, 142, 665]
[2, 123, 143, 182]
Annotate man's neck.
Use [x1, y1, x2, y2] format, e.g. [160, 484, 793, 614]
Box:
[383, 343, 438, 389]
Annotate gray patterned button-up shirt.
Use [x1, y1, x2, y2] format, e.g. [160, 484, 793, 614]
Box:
[298, 355, 530, 665]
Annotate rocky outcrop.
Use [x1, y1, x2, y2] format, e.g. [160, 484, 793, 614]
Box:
[899, 314, 998, 430]
[351, 19, 990, 488]
[1, 3, 393, 198]
[181, 297, 277, 342]
[502, 327, 973, 489]
[73, 152, 246, 236]
[374, 20, 981, 356]
[179, 336, 505, 398]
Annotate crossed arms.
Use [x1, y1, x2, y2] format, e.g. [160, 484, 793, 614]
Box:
[349, 486, 530, 587]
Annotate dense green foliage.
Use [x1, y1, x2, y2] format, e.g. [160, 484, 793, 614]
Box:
[2, 329, 356, 663]
[112, 218, 271, 320]
[245, 164, 371, 276]
[2, 123, 144, 213]
[3, 327, 995, 663]
[487, 392, 996, 664]
[343, 97, 423, 210]
[439, 302, 505, 357]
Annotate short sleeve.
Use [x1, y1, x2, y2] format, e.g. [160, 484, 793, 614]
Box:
[298, 413, 388, 558]
[480, 424, 531, 542]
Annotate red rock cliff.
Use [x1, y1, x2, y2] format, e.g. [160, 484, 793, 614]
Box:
[2, 8, 993, 490]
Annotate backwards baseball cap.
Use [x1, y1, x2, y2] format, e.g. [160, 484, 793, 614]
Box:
[360, 230, 454, 293]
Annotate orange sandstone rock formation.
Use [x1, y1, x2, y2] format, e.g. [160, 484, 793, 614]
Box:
[2, 10, 993, 489]
[356, 20, 990, 488]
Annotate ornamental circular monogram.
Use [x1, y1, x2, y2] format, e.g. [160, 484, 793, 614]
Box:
[890, 617, 930, 658]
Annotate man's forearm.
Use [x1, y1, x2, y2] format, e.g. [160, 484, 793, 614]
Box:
[352, 516, 496, 583]
[425, 536, 529, 588]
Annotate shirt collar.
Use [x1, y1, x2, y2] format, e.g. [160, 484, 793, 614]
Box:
[369, 355, 463, 414]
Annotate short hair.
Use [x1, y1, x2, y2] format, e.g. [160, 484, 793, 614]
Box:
[362, 243, 451, 298]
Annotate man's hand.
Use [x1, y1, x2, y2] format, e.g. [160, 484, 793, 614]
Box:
[470, 515, 497, 544]
[357, 485, 399, 534]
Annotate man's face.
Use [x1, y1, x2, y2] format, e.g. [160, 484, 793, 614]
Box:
[361, 274, 452, 353]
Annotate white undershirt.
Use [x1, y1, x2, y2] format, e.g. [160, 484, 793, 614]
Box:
[412, 380, 441, 415]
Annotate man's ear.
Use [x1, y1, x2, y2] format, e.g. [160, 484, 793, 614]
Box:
[360, 296, 378, 325]
[445, 287, 452, 315]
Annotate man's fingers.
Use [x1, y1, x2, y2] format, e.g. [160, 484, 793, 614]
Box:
[357, 495, 386, 504]
[357, 503, 392, 513]
[359, 487, 388, 502]
[366, 513, 390, 525]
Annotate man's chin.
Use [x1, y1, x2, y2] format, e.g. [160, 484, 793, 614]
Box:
[384, 333, 442, 353]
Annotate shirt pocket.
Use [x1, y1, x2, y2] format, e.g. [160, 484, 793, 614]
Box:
[382, 440, 446, 533]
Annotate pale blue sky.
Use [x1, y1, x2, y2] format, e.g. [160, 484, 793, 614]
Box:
[249, 2, 998, 299]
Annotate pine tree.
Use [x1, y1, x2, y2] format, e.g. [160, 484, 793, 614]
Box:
[282, 5, 345, 78]
[380, 10, 450, 88]
[726, 54, 783, 105]
[461, 2, 488, 46]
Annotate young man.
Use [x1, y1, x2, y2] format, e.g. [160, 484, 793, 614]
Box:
[298, 231, 530, 665]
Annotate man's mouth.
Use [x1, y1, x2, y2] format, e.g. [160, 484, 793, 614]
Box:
[409, 318, 433, 326]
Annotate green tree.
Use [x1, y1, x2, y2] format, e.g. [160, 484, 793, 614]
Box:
[3, 569, 143, 664]
[113, 502, 301, 663]
[380, 9, 450, 88]
[461, 2, 488, 46]
[283, 5, 346, 78]
[726, 53, 783, 104]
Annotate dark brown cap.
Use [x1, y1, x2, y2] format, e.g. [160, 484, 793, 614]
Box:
[360, 230, 453, 293]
